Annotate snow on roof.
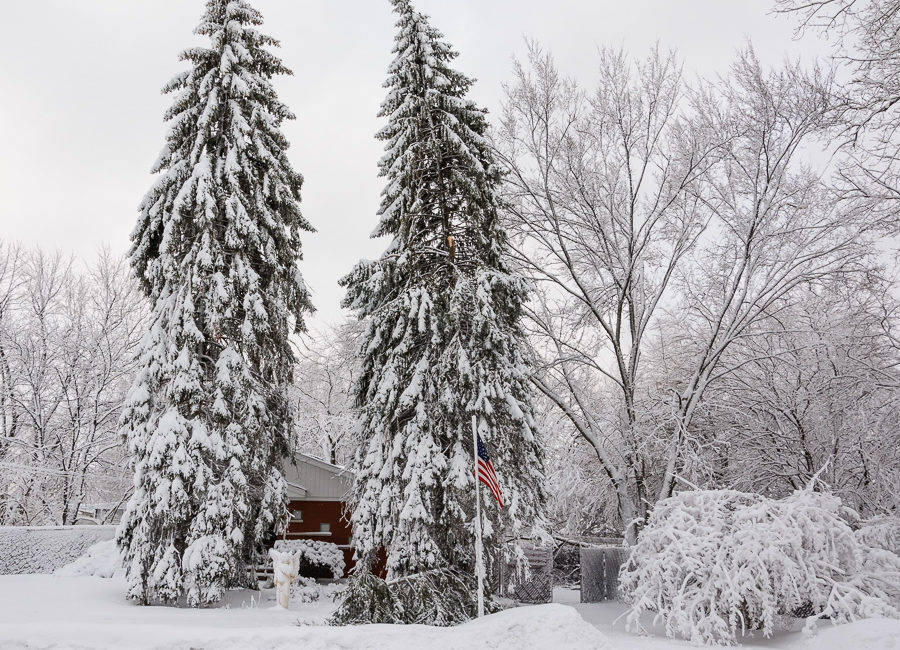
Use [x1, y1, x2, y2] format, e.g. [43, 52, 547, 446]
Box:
[283, 452, 353, 501]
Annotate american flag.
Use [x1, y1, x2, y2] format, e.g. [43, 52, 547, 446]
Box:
[475, 434, 504, 508]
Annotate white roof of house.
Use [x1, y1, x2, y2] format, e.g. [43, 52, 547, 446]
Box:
[282, 452, 354, 501]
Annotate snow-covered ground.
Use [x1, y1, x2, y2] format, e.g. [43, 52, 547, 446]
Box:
[0, 574, 604, 650]
[0, 575, 897, 650]
[554, 587, 900, 649]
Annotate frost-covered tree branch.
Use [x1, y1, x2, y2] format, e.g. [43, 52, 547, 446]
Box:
[498, 44, 871, 543]
[0, 246, 145, 526]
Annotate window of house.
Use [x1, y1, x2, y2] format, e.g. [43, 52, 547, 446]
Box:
[290, 508, 303, 522]
[319, 523, 330, 533]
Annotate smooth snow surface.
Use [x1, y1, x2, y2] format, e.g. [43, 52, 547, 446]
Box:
[0, 575, 608, 650]
[0, 576, 897, 650]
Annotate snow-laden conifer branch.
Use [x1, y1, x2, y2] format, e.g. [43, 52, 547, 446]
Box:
[339, 0, 546, 619]
[117, 0, 312, 606]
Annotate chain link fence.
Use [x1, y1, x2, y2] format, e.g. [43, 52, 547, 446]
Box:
[496, 544, 554, 604]
[0, 525, 115, 574]
[579, 546, 628, 602]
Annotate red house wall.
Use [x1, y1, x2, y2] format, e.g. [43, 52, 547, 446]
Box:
[284, 499, 354, 577]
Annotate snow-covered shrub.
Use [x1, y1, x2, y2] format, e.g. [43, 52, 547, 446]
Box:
[55, 539, 122, 578]
[330, 569, 495, 626]
[848, 546, 900, 612]
[856, 516, 900, 555]
[272, 539, 345, 578]
[291, 575, 322, 603]
[619, 489, 900, 646]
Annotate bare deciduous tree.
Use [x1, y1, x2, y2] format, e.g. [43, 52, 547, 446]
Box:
[690, 280, 900, 514]
[290, 321, 361, 466]
[497, 43, 717, 542]
[498, 45, 868, 542]
[0, 247, 145, 525]
[776, 0, 900, 229]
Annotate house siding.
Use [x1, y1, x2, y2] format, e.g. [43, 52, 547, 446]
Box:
[282, 456, 352, 500]
[284, 499, 354, 577]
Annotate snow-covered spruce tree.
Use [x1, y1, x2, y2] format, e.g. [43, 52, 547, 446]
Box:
[117, 0, 312, 606]
[335, 0, 545, 622]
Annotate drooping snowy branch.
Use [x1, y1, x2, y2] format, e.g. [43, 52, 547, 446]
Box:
[117, 0, 313, 607]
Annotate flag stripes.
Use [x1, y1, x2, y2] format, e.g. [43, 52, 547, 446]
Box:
[475, 434, 504, 508]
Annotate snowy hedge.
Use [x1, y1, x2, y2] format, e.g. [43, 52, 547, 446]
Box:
[619, 489, 900, 646]
[0, 526, 116, 575]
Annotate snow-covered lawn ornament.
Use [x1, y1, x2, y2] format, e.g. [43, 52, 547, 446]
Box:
[619, 488, 900, 646]
[268, 548, 299, 609]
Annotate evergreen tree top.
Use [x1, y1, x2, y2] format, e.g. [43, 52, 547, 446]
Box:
[339, 0, 546, 586]
[383, 0, 472, 97]
[132, 0, 312, 332]
[345, 0, 505, 314]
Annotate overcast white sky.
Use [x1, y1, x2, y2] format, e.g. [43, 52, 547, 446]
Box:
[0, 1, 827, 325]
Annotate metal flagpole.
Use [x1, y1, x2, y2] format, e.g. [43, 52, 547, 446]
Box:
[472, 414, 485, 618]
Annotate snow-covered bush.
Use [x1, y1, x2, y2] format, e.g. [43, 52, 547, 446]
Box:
[330, 569, 495, 626]
[619, 489, 900, 646]
[55, 539, 122, 578]
[856, 516, 900, 556]
[291, 575, 322, 603]
[272, 539, 345, 578]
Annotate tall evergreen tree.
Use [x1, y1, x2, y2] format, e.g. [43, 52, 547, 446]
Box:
[117, 0, 313, 606]
[341, 0, 545, 588]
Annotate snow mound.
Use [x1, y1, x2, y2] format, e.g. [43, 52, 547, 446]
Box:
[812, 618, 900, 650]
[55, 539, 122, 578]
[454, 604, 609, 650]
